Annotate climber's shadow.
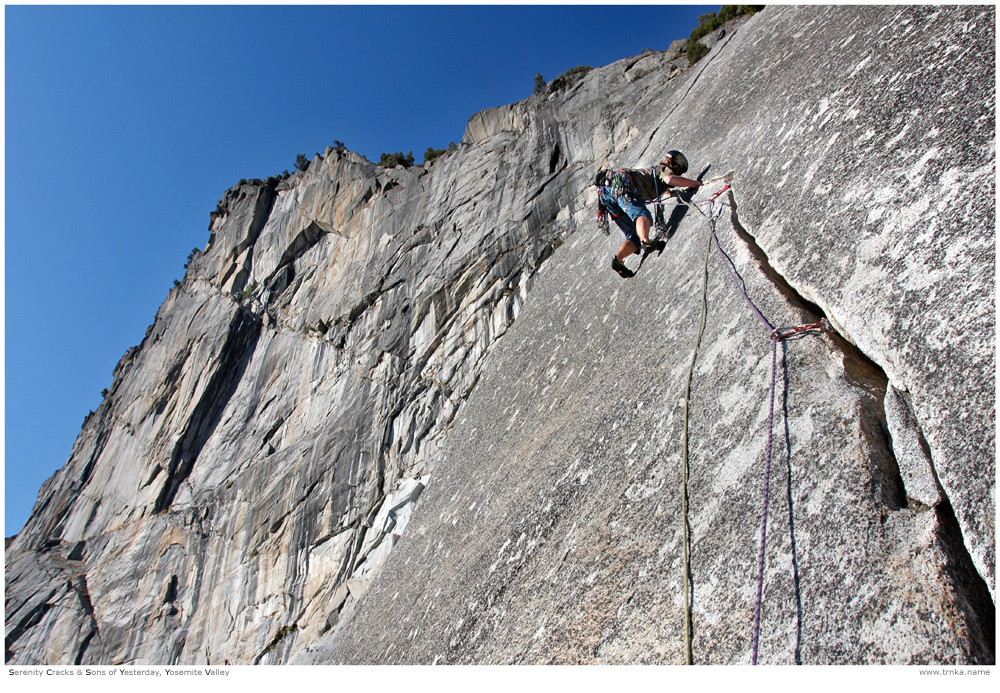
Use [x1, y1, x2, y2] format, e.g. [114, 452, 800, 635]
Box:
[781, 341, 804, 664]
[661, 165, 711, 241]
[636, 165, 711, 272]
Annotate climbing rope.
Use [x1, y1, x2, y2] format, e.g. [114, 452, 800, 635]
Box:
[679, 204, 714, 665]
[677, 188, 726, 665]
[674, 184, 820, 665]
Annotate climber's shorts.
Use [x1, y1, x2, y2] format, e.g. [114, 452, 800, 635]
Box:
[601, 190, 652, 248]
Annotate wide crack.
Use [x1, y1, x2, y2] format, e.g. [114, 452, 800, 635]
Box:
[725, 187, 995, 663]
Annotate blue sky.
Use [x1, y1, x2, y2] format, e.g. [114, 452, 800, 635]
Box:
[4, 4, 715, 535]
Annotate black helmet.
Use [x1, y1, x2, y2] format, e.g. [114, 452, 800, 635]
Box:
[594, 169, 609, 186]
[664, 150, 689, 175]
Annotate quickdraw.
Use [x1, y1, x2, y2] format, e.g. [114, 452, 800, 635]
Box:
[771, 323, 823, 341]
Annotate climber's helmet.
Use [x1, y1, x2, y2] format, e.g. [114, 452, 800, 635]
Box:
[594, 169, 609, 187]
[663, 150, 689, 175]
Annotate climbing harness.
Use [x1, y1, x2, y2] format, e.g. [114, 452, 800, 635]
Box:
[675, 183, 821, 665]
[597, 166, 678, 235]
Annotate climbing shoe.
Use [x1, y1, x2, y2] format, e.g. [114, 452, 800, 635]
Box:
[642, 239, 665, 254]
[611, 256, 634, 279]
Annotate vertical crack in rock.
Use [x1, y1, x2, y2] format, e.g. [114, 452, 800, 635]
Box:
[260, 220, 330, 294]
[69, 575, 101, 665]
[5, 593, 55, 663]
[24, 402, 122, 548]
[727, 188, 995, 658]
[215, 184, 277, 293]
[154, 308, 262, 513]
[253, 624, 298, 665]
[76, 410, 114, 491]
[728, 189, 906, 508]
[884, 385, 942, 510]
[885, 389, 995, 662]
[548, 144, 563, 175]
[934, 499, 996, 663]
[725, 191, 827, 326]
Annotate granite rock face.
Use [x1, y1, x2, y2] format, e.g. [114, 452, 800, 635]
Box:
[7, 128, 574, 665]
[6, 6, 994, 666]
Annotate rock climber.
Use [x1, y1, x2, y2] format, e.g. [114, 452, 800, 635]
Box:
[595, 150, 701, 278]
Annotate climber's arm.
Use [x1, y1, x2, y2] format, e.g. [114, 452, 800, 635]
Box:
[662, 174, 701, 189]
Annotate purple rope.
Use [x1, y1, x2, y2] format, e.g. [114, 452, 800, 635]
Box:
[678, 191, 813, 664]
[703, 197, 777, 664]
[705, 204, 774, 332]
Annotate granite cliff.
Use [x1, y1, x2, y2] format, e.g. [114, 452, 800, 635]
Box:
[6, 5, 995, 665]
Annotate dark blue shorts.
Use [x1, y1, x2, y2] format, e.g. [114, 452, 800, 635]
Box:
[601, 189, 652, 247]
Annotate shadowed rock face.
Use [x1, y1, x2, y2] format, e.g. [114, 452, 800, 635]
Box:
[6, 6, 994, 666]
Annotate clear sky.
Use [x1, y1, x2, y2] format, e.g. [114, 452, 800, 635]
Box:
[4, 3, 716, 535]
